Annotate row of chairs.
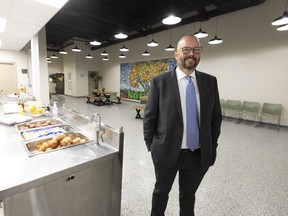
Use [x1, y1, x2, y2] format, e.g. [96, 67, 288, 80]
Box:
[220, 99, 282, 131]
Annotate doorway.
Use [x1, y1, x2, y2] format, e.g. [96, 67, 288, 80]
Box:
[0, 62, 18, 95]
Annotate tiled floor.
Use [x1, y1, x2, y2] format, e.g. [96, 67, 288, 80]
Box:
[1, 95, 287, 216]
[60, 95, 288, 216]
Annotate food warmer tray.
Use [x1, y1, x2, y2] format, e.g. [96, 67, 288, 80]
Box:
[24, 132, 92, 157]
[15, 118, 65, 131]
[19, 125, 74, 141]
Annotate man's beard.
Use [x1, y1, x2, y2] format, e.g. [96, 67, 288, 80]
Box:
[183, 56, 199, 70]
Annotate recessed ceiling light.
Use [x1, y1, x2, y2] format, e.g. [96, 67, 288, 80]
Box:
[102, 56, 109, 61]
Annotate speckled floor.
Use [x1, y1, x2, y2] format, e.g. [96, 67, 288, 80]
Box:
[57, 95, 288, 216]
[2, 95, 286, 216]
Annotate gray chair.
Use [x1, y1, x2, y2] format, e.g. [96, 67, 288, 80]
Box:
[258, 103, 282, 131]
[240, 101, 260, 126]
[225, 100, 242, 123]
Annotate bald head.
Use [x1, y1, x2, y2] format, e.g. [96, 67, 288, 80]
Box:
[174, 35, 202, 75]
[176, 35, 201, 51]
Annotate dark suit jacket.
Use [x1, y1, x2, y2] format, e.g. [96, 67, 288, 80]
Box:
[143, 68, 222, 169]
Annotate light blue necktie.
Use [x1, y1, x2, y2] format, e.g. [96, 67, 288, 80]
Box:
[185, 76, 199, 151]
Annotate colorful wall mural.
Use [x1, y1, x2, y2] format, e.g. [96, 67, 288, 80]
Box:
[120, 58, 176, 100]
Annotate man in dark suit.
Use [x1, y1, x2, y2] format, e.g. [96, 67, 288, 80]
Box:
[143, 35, 222, 216]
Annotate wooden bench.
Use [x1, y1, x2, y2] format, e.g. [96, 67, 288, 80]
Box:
[132, 105, 145, 119]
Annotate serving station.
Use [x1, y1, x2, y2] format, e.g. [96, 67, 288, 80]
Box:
[0, 97, 124, 216]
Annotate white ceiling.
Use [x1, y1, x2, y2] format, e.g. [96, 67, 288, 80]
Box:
[0, 0, 63, 51]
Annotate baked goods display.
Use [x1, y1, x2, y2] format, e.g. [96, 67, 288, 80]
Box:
[16, 119, 63, 131]
[25, 132, 91, 156]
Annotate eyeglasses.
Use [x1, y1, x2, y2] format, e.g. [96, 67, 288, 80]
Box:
[180, 47, 202, 54]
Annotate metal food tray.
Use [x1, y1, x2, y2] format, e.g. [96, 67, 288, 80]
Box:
[24, 132, 92, 157]
[19, 125, 75, 141]
[15, 118, 65, 131]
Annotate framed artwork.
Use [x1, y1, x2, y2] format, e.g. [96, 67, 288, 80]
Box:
[120, 58, 176, 100]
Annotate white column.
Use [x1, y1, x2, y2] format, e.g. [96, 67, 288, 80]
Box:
[30, 27, 49, 104]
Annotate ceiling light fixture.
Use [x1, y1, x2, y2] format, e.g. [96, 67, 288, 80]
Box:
[194, 23, 208, 38]
[72, 46, 81, 52]
[209, 17, 223, 45]
[120, 45, 129, 52]
[277, 23, 288, 31]
[142, 50, 150, 56]
[86, 54, 93, 59]
[271, 0, 288, 26]
[162, 0, 181, 25]
[165, 44, 175, 51]
[119, 53, 126, 58]
[47, 60, 52, 64]
[147, 39, 159, 47]
[162, 15, 181, 25]
[90, 40, 101, 46]
[102, 56, 109, 61]
[114, 32, 128, 39]
[165, 29, 175, 51]
[100, 50, 108, 56]
[59, 49, 68, 54]
[209, 36, 223, 45]
[50, 54, 58, 59]
[0, 17, 7, 33]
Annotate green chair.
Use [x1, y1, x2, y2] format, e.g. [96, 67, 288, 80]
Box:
[225, 100, 242, 123]
[220, 99, 226, 117]
[240, 101, 260, 126]
[258, 103, 282, 131]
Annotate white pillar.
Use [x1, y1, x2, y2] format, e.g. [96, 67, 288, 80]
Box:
[30, 27, 49, 104]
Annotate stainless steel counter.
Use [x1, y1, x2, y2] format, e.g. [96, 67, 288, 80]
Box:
[0, 104, 124, 216]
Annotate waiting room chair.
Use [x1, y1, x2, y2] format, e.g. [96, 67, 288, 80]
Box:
[225, 100, 242, 123]
[239, 101, 260, 126]
[220, 99, 226, 117]
[258, 103, 282, 131]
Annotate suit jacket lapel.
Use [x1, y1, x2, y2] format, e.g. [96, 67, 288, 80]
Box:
[195, 71, 206, 123]
[169, 69, 183, 120]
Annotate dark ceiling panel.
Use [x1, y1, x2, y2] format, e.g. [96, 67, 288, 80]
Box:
[46, 0, 266, 52]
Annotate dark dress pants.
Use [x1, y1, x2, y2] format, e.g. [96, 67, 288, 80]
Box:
[151, 149, 208, 216]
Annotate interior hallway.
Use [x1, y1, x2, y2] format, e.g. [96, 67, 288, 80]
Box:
[60, 95, 288, 216]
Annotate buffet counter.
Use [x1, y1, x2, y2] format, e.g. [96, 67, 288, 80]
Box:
[0, 101, 124, 216]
